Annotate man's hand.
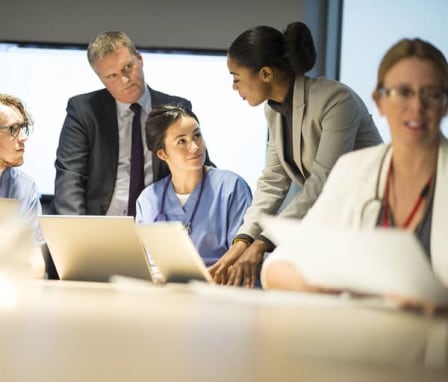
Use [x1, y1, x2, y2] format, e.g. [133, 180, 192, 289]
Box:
[208, 241, 248, 284]
[226, 240, 269, 288]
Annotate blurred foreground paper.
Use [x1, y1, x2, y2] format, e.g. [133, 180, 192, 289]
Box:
[0, 197, 20, 220]
[261, 215, 448, 304]
[0, 201, 33, 310]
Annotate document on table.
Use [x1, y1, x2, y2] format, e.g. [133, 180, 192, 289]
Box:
[260, 215, 448, 304]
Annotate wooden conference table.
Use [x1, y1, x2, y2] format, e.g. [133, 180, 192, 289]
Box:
[0, 278, 447, 381]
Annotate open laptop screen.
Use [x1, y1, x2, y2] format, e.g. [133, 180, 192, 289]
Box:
[39, 215, 153, 282]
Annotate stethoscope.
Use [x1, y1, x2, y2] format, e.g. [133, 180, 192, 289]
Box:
[359, 145, 391, 225]
[153, 167, 207, 235]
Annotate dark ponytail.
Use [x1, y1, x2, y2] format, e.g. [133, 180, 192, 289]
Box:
[228, 21, 316, 75]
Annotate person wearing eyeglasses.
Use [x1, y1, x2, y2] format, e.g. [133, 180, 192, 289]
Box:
[0, 94, 46, 275]
[209, 21, 383, 287]
[53, 31, 214, 217]
[135, 105, 252, 269]
[262, 38, 448, 312]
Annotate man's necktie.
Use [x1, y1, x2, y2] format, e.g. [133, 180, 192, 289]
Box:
[127, 103, 145, 216]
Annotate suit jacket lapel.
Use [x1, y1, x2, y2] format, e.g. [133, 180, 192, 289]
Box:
[265, 104, 283, 158]
[100, 91, 119, 172]
[292, 76, 306, 176]
[265, 76, 306, 184]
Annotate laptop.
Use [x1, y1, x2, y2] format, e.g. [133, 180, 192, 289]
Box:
[38, 215, 153, 282]
[135, 222, 213, 283]
[260, 215, 448, 304]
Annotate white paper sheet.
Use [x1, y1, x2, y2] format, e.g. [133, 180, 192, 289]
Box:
[261, 215, 448, 304]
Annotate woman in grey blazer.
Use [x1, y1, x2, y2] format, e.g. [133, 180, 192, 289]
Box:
[209, 21, 382, 287]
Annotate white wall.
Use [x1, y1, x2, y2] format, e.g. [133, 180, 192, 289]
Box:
[0, 45, 267, 194]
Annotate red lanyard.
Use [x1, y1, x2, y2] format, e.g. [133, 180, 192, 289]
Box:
[382, 162, 433, 228]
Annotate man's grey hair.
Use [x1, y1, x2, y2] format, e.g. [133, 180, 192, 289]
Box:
[87, 31, 138, 67]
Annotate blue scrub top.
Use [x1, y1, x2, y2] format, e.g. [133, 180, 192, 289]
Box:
[0, 167, 44, 245]
[136, 167, 252, 266]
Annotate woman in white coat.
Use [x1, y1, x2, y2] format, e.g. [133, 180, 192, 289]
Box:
[262, 38, 448, 311]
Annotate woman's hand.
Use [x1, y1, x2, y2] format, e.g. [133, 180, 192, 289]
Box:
[263, 259, 341, 293]
[225, 240, 269, 288]
[264, 260, 448, 315]
[208, 241, 248, 284]
[385, 294, 448, 316]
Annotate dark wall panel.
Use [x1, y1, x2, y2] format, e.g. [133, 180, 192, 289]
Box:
[0, 0, 305, 50]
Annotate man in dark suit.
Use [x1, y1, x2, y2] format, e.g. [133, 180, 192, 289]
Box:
[53, 31, 213, 216]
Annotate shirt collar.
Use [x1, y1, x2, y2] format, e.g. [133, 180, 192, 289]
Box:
[116, 85, 151, 118]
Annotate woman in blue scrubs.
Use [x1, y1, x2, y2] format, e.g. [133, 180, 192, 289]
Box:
[136, 105, 252, 267]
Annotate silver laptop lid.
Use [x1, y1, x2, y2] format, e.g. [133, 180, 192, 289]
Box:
[39, 215, 153, 282]
[136, 222, 213, 283]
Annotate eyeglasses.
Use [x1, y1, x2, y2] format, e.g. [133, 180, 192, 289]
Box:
[0, 123, 30, 138]
[378, 86, 448, 107]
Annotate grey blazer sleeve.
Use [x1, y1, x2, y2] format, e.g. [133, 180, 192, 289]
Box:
[237, 76, 381, 239]
[236, 122, 293, 239]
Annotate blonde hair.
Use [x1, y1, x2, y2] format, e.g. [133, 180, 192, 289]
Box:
[0, 94, 33, 127]
[87, 31, 138, 66]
